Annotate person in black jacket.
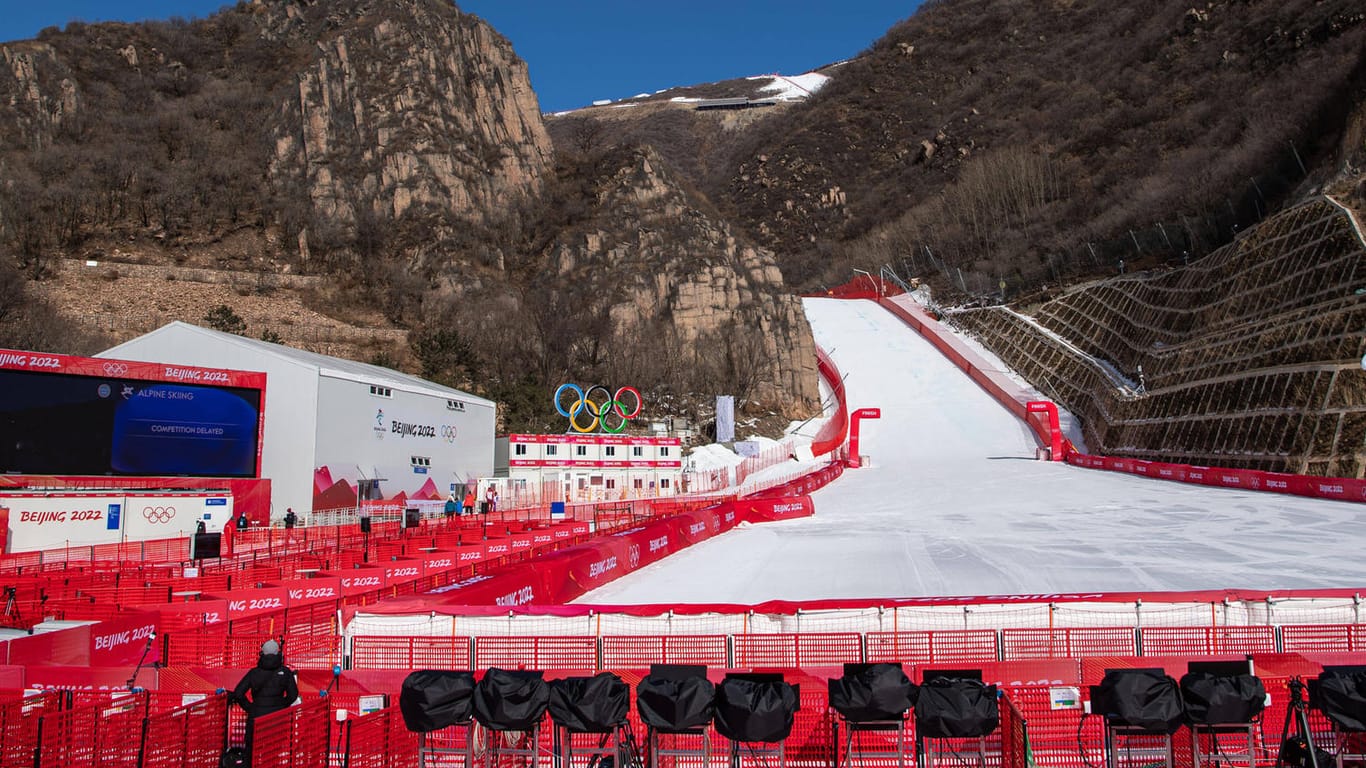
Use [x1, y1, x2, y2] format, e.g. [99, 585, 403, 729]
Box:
[231, 640, 298, 760]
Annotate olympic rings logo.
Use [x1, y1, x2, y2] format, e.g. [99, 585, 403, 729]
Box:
[142, 506, 176, 524]
[554, 384, 643, 433]
[103, 363, 128, 376]
[440, 425, 458, 443]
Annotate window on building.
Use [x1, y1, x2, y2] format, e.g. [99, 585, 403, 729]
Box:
[633, 478, 644, 489]
[410, 456, 430, 467]
[546, 445, 558, 456]
[369, 385, 392, 398]
[606, 478, 616, 489]
[660, 447, 670, 457]
[446, 399, 465, 411]
[632, 446, 644, 457]
[660, 478, 670, 488]
[605, 446, 616, 457]
[514, 444, 528, 456]
[576, 446, 587, 457]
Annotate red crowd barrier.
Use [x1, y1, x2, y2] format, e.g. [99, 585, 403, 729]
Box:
[351, 636, 472, 670]
[812, 346, 850, 458]
[600, 635, 730, 668]
[252, 697, 330, 768]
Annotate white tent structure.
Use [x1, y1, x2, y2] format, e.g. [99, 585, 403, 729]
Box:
[102, 322, 494, 520]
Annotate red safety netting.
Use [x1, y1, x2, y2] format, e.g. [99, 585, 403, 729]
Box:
[473, 636, 599, 670]
[1280, 624, 1366, 653]
[811, 345, 851, 458]
[732, 632, 864, 667]
[1002, 628, 1139, 660]
[351, 636, 472, 670]
[0, 691, 60, 766]
[1138, 626, 1278, 656]
[600, 635, 730, 668]
[252, 696, 330, 768]
[865, 630, 1001, 665]
[340, 705, 419, 768]
[142, 694, 229, 768]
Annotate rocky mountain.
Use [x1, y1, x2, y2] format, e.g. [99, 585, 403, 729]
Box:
[0, 0, 819, 431]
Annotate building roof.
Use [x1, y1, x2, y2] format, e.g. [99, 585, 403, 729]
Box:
[102, 321, 494, 408]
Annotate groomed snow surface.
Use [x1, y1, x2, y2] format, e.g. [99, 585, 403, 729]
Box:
[577, 298, 1366, 605]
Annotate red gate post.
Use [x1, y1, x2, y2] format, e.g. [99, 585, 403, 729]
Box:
[847, 408, 882, 468]
[1024, 401, 1063, 461]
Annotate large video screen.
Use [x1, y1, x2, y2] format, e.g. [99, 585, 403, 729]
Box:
[0, 368, 262, 477]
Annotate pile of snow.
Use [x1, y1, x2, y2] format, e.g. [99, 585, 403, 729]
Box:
[750, 71, 830, 100]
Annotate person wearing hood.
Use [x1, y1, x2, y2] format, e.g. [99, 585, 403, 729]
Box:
[231, 640, 299, 759]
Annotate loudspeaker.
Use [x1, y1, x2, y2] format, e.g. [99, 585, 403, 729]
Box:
[399, 670, 476, 732]
[191, 532, 221, 560]
[359, 517, 372, 533]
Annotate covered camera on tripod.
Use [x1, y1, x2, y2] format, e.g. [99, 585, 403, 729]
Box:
[1090, 668, 1184, 734]
[914, 671, 999, 739]
[637, 664, 715, 733]
[1180, 661, 1266, 725]
[549, 672, 631, 733]
[1310, 666, 1366, 732]
[713, 673, 801, 743]
[474, 668, 551, 732]
[399, 670, 476, 732]
[829, 663, 917, 723]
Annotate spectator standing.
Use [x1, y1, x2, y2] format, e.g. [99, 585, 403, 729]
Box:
[231, 640, 298, 759]
[463, 489, 476, 515]
[444, 492, 458, 519]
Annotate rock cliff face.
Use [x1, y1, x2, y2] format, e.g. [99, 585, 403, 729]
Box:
[544, 147, 820, 412]
[0, 43, 79, 150]
[258, 0, 553, 226]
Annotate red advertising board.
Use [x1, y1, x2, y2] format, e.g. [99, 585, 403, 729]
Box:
[89, 612, 160, 667]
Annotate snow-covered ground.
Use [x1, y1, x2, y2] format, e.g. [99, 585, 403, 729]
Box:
[576, 298, 1366, 604]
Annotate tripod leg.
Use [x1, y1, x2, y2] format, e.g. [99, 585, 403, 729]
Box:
[1297, 707, 1320, 768]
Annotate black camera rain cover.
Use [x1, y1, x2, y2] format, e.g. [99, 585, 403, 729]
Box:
[1093, 670, 1184, 734]
[399, 670, 476, 732]
[1313, 669, 1366, 732]
[474, 668, 551, 732]
[914, 677, 999, 739]
[637, 673, 716, 732]
[829, 664, 917, 723]
[713, 677, 801, 743]
[549, 673, 631, 733]
[1180, 672, 1265, 725]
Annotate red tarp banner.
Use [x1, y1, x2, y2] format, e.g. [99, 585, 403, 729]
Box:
[451, 543, 487, 565]
[531, 530, 556, 548]
[509, 533, 536, 554]
[735, 495, 813, 523]
[421, 552, 459, 576]
[4, 625, 90, 666]
[265, 578, 343, 608]
[89, 612, 160, 667]
[484, 538, 513, 558]
[327, 570, 387, 596]
[144, 600, 230, 631]
[384, 560, 425, 585]
[1066, 452, 1366, 503]
[203, 588, 288, 621]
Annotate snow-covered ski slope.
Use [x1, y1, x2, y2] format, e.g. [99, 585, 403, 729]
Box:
[577, 298, 1366, 604]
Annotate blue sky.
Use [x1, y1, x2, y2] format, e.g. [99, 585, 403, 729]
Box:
[0, 1, 920, 113]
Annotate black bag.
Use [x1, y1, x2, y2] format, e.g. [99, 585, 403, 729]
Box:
[474, 668, 551, 732]
[1180, 672, 1265, 725]
[1312, 669, 1366, 732]
[399, 670, 476, 732]
[829, 664, 917, 723]
[220, 747, 248, 768]
[550, 673, 631, 733]
[713, 676, 800, 743]
[637, 673, 716, 732]
[1092, 669, 1184, 734]
[915, 677, 999, 738]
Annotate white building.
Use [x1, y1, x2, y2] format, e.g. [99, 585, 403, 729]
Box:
[102, 322, 495, 520]
[492, 434, 683, 505]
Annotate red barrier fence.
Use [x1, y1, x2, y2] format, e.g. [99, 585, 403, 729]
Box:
[140, 694, 229, 768]
[812, 345, 850, 458]
[252, 697, 330, 768]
